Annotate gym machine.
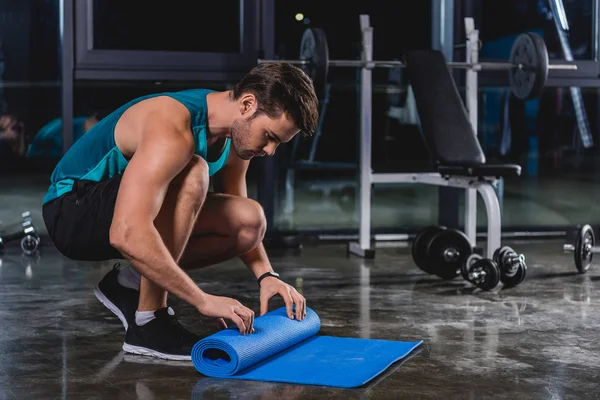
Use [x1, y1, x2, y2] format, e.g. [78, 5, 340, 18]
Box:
[258, 15, 577, 290]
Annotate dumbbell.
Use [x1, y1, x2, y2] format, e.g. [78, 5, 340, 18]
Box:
[461, 246, 527, 290]
[412, 226, 527, 290]
[0, 223, 40, 255]
[412, 226, 473, 281]
[492, 246, 527, 287]
[563, 224, 598, 273]
[411, 226, 497, 290]
[462, 254, 500, 291]
[462, 246, 527, 290]
[412, 226, 458, 278]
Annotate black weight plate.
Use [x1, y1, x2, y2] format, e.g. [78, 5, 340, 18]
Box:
[509, 32, 549, 100]
[501, 262, 527, 287]
[473, 259, 500, 291]
[575, 224, 594, 273]
[463, 253, 482, 281]
[411, 226, 446, 274]
[427, 229, 473, 280]
[299, 27, 329, 100]
[21, 235, 39, 255]
[493, 245, 514, 266]
[492, 247, 502, 265]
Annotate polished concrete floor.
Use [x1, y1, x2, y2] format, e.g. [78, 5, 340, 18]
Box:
[2, 237, 600, 399]
[3, 173, 600, 399]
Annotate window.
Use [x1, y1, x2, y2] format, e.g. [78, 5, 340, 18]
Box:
[92, 0, 241, 53]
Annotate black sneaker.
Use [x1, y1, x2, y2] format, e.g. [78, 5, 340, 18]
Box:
[93, 263, 139, 330]
[122, 307, 201, 361]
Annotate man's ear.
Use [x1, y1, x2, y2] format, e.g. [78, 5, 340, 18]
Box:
[239, 93, 257, 115]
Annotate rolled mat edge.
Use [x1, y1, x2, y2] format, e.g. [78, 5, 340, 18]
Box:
[191, 307, 320, 377]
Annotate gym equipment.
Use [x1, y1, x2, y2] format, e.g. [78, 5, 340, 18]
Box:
[258, 26, 577, 101]
[412, 226, 446, 275]
[547, 0, 593, 148]
[0, 211, 32, 231]
[0, 213, 40, 255]
[411, 226, 526, 290]
[412, 227, 471, 280]
[462, 254, 501, 291]
[298, 28, 329, 100]
[563, 224, 597, 273]
[191, 306, 422, 388]
[508, 33, 548, 100]
[321, 16, 527, 267]
[493, 246, 527, 287]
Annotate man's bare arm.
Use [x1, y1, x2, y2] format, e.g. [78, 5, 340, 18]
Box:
[215, 152, 306, 320]
[214, 152, 275, 279]
[109, 112, 209, 309]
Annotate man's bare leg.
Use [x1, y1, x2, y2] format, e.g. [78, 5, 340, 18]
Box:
[111, 185, 266, 319]
[178, 193, 266, 270]
[136, 155, 210, 312]
[114, 192, 264, 314]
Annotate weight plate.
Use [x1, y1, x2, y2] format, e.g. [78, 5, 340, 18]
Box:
[574, 224, 594, 273]
[509, 32, 549, 100]
[501, 263, 527, 287]
[471, 258, 500, 291]
[426, 229, 473, 280]
[493, 245, 516, 267]
[411, 226, 446, 274]
[463, 253, 482, 281]
[299, 27, 329, 100]
[493, 246, 509, 265]
[21, 234, 39, 255]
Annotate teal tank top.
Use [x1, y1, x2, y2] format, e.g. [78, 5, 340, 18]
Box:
[42, 89, 231, 205]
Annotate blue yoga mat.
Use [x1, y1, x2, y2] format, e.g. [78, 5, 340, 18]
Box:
[191, 307, 422, 388]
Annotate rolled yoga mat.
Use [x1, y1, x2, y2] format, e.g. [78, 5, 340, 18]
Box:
[191, 307, 422, 388]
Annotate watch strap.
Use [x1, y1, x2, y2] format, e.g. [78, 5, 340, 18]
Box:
[257, 271, 279, 286]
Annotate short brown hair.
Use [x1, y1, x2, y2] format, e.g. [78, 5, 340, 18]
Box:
[231, 62, 319, 137]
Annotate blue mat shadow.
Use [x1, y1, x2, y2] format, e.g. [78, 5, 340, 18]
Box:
[191, 307, 422, 388]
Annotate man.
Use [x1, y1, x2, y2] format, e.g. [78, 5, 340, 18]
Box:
[41, 63, 320, 361]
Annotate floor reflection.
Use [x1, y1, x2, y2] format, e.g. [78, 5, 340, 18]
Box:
[1, 238, 600, 399]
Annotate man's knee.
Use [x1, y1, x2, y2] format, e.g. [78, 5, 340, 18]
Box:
[232, 198, 267, 253]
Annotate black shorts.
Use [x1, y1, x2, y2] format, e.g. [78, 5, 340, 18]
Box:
[42, 175, 124, 261]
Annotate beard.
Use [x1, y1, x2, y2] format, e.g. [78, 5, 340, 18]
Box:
[230, 117, 255, 160]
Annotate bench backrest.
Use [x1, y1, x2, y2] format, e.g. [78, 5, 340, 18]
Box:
[404, 50, 486, 166]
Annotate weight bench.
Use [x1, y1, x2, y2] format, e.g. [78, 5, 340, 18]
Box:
[348, 49, 521, 260]
[406, 49, 521, 256]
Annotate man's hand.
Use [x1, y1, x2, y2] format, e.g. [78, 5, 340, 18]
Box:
[260, 277, 307, 320]
[196, 293, 255, 335]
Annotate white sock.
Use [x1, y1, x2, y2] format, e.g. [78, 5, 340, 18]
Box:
[117, 264, 141, 291]
[135, 310, 156, 326]
[135, 307, 174, 326]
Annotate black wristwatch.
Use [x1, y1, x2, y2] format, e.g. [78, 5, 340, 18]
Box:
[257, 271, 280, 286]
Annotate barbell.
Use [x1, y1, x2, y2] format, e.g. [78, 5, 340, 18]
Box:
[257, 27, 578, 101]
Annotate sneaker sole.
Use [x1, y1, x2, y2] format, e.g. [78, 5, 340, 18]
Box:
[122, 343, 192, 361]
[94, 286, 129, 331]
